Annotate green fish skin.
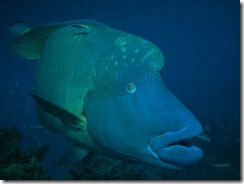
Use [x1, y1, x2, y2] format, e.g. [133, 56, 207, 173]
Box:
[9, 20, 203, 169]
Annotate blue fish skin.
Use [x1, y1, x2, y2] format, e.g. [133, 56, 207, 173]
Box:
[9, 20, 203, 169]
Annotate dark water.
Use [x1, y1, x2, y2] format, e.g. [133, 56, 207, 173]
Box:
[0, 0, 240, 180]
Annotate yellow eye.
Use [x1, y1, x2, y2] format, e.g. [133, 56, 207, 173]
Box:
[126, 83, 136, 94]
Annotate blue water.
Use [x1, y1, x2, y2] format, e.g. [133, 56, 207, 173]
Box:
[0, 0, 240, 180]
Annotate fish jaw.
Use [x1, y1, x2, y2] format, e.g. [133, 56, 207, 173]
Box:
[147, 123, 203, 169]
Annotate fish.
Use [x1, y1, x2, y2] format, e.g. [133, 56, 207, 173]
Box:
[212, 163, 230, 168]
[8, 19, 203, 170]
[197, 134, 211, 142]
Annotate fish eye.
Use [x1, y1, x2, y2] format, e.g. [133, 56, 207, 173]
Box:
[126, 83, 136, 94]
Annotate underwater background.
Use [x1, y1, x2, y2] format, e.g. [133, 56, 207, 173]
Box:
[0, 0, 240, 180]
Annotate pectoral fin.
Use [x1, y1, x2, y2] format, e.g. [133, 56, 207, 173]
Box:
[29, 93, 84, 129]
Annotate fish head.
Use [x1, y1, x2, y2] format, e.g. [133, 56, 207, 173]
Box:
[84, 33, 203, 169]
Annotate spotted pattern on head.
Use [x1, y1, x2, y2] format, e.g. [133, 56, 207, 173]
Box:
[100, 33, 164, 89]
[113, 34, 164, 72]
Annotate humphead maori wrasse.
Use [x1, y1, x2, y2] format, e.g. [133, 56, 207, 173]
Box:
[9, 20, 203, 169]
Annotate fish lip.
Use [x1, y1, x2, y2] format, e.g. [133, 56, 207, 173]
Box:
[149, 123, 203, 150]
[148, 123, 203, 168]
[156, 145, 203, 169]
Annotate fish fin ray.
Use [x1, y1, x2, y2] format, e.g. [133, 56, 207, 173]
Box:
[8, 19, 109, 60]
[8, 26, 62, 59]
[37, 108, 60, 134]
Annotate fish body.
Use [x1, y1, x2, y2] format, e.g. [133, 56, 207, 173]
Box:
[9, 20, 203, 169]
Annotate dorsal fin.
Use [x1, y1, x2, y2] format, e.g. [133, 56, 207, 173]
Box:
[8, 20, 109, 60]
[8, 25, 62, 59]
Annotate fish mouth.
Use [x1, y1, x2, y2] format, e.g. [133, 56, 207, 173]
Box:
[149, 124, 203, 169]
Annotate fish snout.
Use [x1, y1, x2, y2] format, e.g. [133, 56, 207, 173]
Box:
[149, 122, 203, 168]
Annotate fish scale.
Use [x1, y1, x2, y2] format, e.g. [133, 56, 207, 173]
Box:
[8, 20, 203, 169]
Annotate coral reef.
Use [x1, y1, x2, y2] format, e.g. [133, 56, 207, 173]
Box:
[68, 152, 148, 180]
[0, 126, 51, 180]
